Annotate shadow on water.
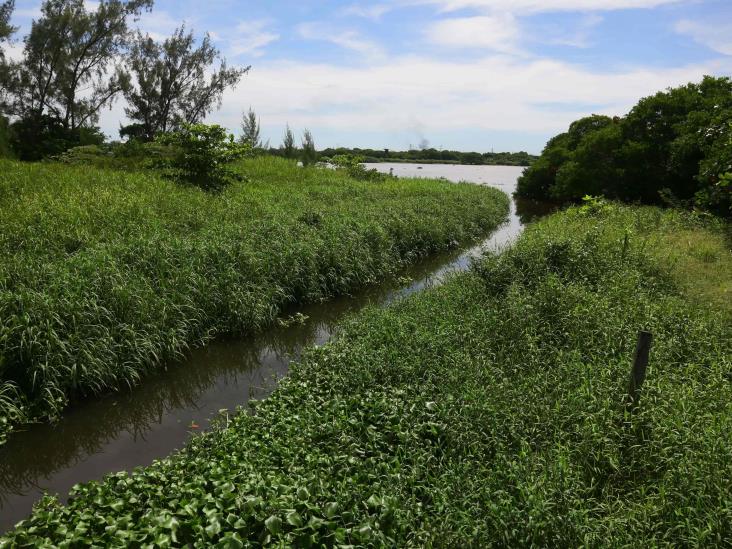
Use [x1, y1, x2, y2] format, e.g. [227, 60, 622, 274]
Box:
[0, 164, 556, 532]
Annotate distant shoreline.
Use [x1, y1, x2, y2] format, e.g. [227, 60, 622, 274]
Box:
[361, 158, 532, 166]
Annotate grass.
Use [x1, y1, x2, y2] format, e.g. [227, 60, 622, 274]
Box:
[0, 156, 509, 444]
[653, 229, 732, 312]
[3, 203, 730, 546]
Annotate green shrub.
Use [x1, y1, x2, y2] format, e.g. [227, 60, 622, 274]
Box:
[56, 144, 110, 165]
[155, 124, 251, 191]
[330, 154, 389, 182]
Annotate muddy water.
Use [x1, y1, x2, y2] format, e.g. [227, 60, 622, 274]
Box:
[0, 164, 550, 532]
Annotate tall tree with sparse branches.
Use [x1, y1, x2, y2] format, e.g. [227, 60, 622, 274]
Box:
[281, 123, 296, 159]
[122, 26, 248, 141]
[301, 128, 316, 166]
[0, 0, 15, 51]
[8, 0, 152, 129]
[240, 107, 261, 148]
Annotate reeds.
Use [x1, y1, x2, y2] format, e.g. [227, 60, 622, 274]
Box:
[0, 156, 509, 441]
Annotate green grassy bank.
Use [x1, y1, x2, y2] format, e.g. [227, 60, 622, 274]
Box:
[3, 204, 730, 546]
[0, 157, 509, 443]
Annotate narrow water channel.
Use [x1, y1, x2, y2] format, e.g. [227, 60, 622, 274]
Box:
[0, 164, 550, 532]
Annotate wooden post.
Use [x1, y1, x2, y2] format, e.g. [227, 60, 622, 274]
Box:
[627, 330, 652, 410]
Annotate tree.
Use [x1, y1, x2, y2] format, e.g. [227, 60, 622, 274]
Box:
[515, 76, 732, 217]
[0, 0, 17, 116]
[695, 118, 732, 216]
[240, 107, 261, 148]
[0, 0, 13, 41]
[515, 132, 572, 199]
[281, 124, 296, 159]
[301, 129, 316, 166]
[8, 0, 152, 129]
[123, 27, 248, 141]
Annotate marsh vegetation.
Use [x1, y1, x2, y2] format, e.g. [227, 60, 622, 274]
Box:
[0, 156, 509, 443]
[3, 203, 729, 545]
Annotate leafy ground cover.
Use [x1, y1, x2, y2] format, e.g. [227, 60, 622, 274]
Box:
[3, 203, 730, 546]
[0, 156, 509, 443]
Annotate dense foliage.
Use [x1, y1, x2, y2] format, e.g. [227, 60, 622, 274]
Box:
[1, 0, 153, 160]
[319, 146, 537, 166]
[155, 124, 250, 191]
[0, 114, 11, 158]
[3, 204, 729, 545]
[0, 156, 509, 444]
[516, 76, 732, 217]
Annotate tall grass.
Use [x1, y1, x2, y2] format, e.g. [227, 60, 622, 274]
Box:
[0, 156, 509, 442]
[3, 204, 730, 545]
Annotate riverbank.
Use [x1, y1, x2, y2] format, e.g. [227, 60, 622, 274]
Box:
[0, 157, 509, 444]
[4, 203, 729, 545]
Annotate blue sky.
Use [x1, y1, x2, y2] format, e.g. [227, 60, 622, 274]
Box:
[8, 0, 732, 153]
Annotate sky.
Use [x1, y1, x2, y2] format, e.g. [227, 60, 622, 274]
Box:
[7, 0, 732, 153]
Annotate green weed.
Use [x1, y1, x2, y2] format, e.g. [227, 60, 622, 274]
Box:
[0, 156, 509, 442]
[3, 204, 730, 546]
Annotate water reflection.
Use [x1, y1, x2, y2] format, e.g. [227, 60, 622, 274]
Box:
[0, 164, 552, 532]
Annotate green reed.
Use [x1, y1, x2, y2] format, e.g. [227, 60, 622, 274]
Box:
[0, 156, 509, 442]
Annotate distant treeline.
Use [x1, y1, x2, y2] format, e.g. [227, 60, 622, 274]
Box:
[516, 76, 732, 217]
[314, 147, 537, 166]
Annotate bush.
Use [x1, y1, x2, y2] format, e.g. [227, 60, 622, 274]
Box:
[155, 124, 251, 191]
[330, 154, 389, 182]
[56, 145, 110, 165]
[8, 116, 106, 161]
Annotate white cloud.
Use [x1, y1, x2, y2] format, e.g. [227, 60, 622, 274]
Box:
[3, 42, 24, 62]
[341, 4, 393, 20]
[298, 22, 385, 60]
[193, 54, 728, 146]
[425, 14, 522, 53]
[675, 19, 732, 56]
[230, 20, 280, 58]
[405, 0, 682, 14]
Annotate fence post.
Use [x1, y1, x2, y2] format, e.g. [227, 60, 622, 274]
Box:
[627, 330, 653, 411]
